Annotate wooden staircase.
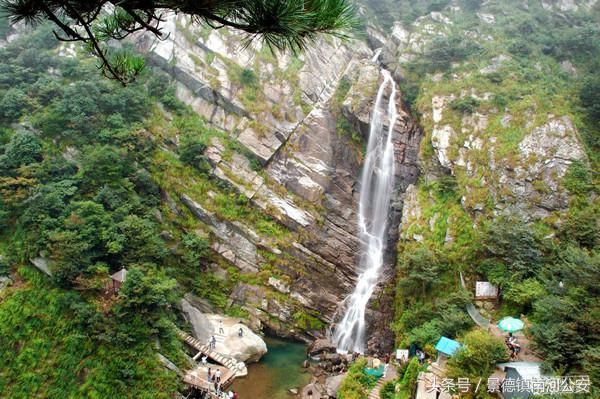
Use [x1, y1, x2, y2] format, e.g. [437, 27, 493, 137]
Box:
[177, 330, 247, 378]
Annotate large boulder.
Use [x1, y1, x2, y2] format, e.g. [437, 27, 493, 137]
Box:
[308, 339, 337, 357]
[180, 298, 267, 363]
[325, 373, 346, 398]
[0, 276, 12, 293]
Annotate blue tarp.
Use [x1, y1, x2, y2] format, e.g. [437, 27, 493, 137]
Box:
[435, 336, 461, 356]
[364, 365, 385, 378]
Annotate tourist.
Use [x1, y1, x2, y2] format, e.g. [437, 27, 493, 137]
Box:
[207, 367, 212, 382]
[219, 319, 225, 335]
[210, 335, 217, 349]
[307, 389, 313, 399]
[201, 355, 208, 365]
[216, 368, 222, 383]
[228, 391, 234, 399]
[238, 327, 244, 337]
[233, 391, 238, 399]
[416, 349, 426, 365]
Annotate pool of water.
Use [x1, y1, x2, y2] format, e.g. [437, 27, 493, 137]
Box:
[229, 336, 311, 399]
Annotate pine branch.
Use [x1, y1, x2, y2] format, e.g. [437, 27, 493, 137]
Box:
[0, 0, 358, 84]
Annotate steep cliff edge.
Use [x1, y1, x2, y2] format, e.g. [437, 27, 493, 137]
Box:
[132, 15, 423, 347]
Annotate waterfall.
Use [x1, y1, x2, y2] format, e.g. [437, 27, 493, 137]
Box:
[332, 69, 398, 354]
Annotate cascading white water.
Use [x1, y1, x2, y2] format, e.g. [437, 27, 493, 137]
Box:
[332, 69, 398, 354]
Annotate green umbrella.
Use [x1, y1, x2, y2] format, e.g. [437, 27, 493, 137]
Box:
[497, 317, 524, 333]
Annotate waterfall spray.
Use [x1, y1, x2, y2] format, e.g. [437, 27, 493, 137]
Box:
[332, 69, 397, 354]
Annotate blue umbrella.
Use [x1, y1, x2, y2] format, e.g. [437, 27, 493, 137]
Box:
[497, 317, 524, 333]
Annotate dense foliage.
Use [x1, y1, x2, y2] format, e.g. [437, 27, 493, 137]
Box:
[391, 1, 600, 396]
[0, 19, 246, 397]
[0, 268, 180, 398]
[446, 330, 508, 398]
[337, 358, 378, 399]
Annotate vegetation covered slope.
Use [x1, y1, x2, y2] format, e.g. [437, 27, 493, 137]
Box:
[383, 0, 599, 393]
[0, 20, 302, 397]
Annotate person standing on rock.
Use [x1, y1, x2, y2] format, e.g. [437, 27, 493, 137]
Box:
[238, 327, 244, 337]
[219, 319, 225, 335]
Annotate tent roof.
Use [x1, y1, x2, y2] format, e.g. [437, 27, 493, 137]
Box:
[111, 267, 127, 283]
[435, 336, 461, 356]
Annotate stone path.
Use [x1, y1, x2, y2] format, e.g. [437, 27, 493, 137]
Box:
[459, 272, 542, 362]
[367, 364, 398, 399]
[488, 324, 542, 362]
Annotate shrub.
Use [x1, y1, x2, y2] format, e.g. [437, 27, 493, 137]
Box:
[449, 96, 480, 114]
[239, 68, 258, 86]
[338, 358, 377, 399]
[446, 330, 508, 383]
[420, 34, 483, 72]
[508, 40, 533, 57]
[179, 136, 210, 173]
[396, 357, 420, 399]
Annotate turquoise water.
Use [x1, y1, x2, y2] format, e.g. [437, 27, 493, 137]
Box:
[230, 336, 311, 399]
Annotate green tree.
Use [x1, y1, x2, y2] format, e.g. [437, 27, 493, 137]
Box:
[531, 246, 600, 376]
[338, 358, 377, 399]
[2, 0, 356, 84]
[398, 247, 441, 297]
[47, 201, 124, 285]
[0, 131, 42, 171]
[182, 233, 210, 269]
[480, 218, 543, 289]
[117, 215, 167, 263]
[0, 87, 30, 121]
[446, 330, 508, 397]
[179, 135, 210, 173]
[79, 145, 132, 189]
[118, 267, 177, 314]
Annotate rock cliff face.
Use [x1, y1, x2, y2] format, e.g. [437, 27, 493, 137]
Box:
[372, 6, 591, 237]
[134, 14, 422, 348]
[132, 4, 592, 354]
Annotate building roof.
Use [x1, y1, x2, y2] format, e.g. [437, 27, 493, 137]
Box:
[110, 267, 127, 283]
[497, 362, 543, 380]
[435, 336, 461, 356]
